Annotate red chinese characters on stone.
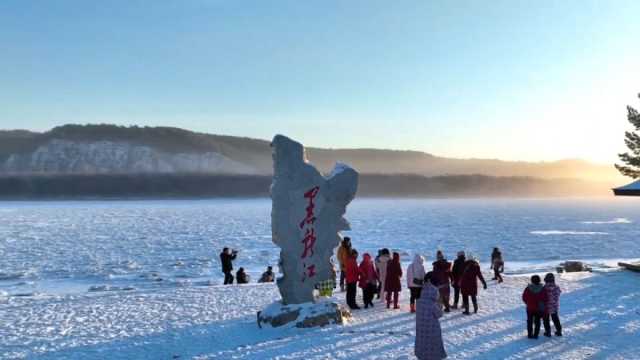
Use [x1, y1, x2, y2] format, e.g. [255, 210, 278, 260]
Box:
[299, 186, 320, 282]
[299, 186, 320, 229]
[300, 228, 316, 259]
[301, 263, 316, 283]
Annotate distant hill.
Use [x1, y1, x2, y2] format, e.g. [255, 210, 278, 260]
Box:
[0, 124, 622, 185]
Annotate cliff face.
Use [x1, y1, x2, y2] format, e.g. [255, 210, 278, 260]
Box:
[1, 139, 258, 174]
[0, 124, 622, 183]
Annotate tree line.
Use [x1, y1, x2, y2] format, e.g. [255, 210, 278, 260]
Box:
[0, 173, 606, 199]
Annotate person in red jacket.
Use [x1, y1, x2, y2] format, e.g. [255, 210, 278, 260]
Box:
[345, 249, 361, 310]
[460, 257, 487, 315]
[522, 275, 548, 339]
[385, 252, 403, 309]
[358, 253, 379, 308]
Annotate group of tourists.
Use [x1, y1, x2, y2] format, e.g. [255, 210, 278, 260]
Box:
[336, 238, 492, 316]
[219, 247, 274, 285]
[335, 239, 564, 360]
[220, 240, 564, 360]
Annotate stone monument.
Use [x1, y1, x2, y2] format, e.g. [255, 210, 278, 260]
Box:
[257, 135, 358, 328]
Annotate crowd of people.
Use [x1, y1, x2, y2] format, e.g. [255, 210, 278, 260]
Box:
[219, 240, 563, 360]
[334, 238, 563, 360]
[336, 238, 490, 316]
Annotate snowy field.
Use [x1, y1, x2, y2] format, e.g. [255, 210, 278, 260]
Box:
[1, 269, 639, 359]
[1, 198, 640, 359]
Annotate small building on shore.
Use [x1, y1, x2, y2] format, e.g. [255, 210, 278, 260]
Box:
[613, 180, 640, 196]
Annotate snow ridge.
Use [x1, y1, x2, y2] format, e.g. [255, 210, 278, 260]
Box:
[2, 139, 257, 174]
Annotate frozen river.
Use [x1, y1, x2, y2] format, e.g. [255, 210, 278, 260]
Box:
[1, 198, 639, 297]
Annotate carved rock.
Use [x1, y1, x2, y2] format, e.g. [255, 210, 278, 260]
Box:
[270, 135, 358, 305]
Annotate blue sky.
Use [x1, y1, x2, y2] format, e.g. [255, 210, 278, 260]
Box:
[1, 1, 639, 163]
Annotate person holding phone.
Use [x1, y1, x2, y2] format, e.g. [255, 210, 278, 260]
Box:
[220, 247, 238, 285]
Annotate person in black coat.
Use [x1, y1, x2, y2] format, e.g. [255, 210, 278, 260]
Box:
[220, 247, 238, 285]
[451, 251, 466, 309]
[236, 267, 250, 284]
[491, 247, 504, 283]
[259, 266, 275, 283]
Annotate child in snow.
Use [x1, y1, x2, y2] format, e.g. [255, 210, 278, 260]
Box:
[415, 272, 447, 360]
[543, 273, 563, 337]
[407, 254, 427, 313]
[236, 267, 250, 284]
[358, 253, 379, 308]
[345, 249, 361, 310]
[522, 275, 548, 339]
[385, 252, 403, 309]
[490, 247, 504, 283]
[258, 266, 274, 283]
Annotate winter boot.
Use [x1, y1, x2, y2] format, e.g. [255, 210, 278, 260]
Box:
[462, 303, 470, 315]
[386, 302, 391, 309]
[410, 303, 416, 313]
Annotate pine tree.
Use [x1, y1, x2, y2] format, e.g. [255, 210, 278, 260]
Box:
[616, 94, 640, 178]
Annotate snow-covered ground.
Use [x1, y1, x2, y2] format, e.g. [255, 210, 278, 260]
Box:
[2, 269, 639, 359]
[2, 199, 640, 359]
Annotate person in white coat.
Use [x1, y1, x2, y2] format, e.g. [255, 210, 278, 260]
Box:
[376, 248, 391, 301]
[407, 254, 427, 313]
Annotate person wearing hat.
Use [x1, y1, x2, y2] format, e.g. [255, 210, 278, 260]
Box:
[522, 275, 547, 339]
[415, 272, 447, 360]
[451, 251, 466, 309]
[543, 273, 563, 337]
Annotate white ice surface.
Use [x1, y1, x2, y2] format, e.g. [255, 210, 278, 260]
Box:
[2, 270, 639, 359]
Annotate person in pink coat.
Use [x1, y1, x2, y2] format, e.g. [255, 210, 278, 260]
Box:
[358, 253, 379, 308]
[543, 273, 563, 337]
[415, 272, 447, 360]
